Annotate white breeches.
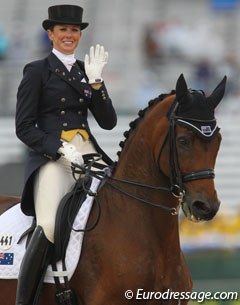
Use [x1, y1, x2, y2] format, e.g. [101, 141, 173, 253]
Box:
[33, 134, 105, 242]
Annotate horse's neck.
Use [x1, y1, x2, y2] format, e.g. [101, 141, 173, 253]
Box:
[103, 97, 180, 242]
[113, 109, 169, 190]
[114, 95, 172, 182]
[111, 144, 179, 243]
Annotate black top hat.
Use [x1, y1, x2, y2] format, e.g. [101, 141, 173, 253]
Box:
[42, 5, 89, 31]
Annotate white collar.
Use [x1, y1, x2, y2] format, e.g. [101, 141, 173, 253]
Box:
[52, 48, 76, 71]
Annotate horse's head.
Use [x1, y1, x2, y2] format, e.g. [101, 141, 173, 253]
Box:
[158, 74, 226, 222]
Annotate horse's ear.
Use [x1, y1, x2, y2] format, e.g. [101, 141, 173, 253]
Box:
[207, 76, 227, 109]
[176, 74, 188, 102]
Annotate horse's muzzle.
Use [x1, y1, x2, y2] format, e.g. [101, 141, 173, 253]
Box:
[182, 196, 220, 222]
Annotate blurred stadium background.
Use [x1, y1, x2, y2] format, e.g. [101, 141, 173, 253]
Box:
[0, 0, 239, 302]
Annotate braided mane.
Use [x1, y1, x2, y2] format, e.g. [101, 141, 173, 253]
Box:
[115, 91, 175, 163]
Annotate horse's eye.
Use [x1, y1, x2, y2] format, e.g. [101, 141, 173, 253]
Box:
[177, 136, 191, 147]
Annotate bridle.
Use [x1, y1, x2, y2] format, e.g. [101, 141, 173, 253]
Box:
[108, 99, 217, 215]
[167, 100, 216, 197]
[72, 99, 217, 216]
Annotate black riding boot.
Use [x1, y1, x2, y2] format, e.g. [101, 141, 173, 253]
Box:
[15, 225, 54, 305]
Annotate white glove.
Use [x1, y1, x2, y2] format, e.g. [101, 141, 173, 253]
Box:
[84, 44, 108, 84]
[58, 142, 84, 165]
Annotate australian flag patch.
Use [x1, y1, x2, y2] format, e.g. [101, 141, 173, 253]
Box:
[201, 125, 212, 135]
[0, 252, 14, 265]
[84, 89, 92, 99]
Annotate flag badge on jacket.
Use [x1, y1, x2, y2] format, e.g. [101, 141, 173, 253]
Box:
[0, 252, 14, 265]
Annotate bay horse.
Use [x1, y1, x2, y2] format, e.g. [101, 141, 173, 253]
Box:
[0, 74, 226, 305]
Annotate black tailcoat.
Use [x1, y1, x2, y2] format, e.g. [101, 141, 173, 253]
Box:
[16, 52, 117, 216]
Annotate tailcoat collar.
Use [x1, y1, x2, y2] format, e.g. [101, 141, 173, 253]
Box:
[47, 52, 87, 94]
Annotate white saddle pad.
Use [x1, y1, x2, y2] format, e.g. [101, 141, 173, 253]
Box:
[0, 177, 100, 283]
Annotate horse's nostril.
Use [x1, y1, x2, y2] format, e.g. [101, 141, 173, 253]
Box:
[192, 200, 211, 214]
[191, 199, 219, 221]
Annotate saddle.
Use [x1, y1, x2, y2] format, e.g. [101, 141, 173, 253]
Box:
[54, 175, 92, 262]
[54, 153, 108, 262]
[52, 154, 109, 304]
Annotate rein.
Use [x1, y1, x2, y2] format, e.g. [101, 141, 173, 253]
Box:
[71, 98, 217, 218]
[71, 156, 182, 216]
[106, 176, 181, 215]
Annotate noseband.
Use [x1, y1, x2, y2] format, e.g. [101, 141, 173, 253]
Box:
[168, 100, 216, 197]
